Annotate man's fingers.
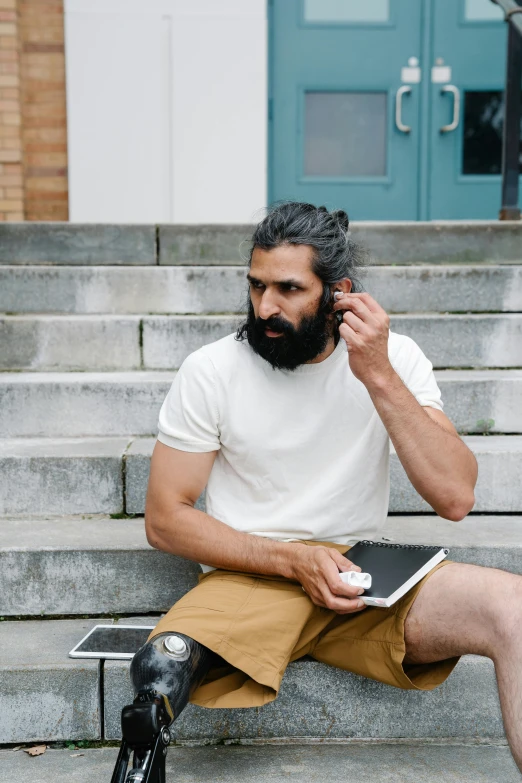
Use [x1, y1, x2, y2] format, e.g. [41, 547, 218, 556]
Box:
[333, 292, 387, 317]
[328, 549, 361, 573]
[323, 554, 364, 599]
[322, 592, 367, 614]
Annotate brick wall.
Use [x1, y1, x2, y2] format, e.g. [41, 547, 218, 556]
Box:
[0, 0, 68, 221]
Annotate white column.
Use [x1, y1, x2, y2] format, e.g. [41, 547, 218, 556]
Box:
[64, 0, 267, 224]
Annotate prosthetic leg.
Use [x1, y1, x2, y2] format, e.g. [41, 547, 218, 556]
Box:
[110, 632, 217, 783]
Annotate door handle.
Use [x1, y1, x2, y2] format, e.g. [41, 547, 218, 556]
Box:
[440, 85, 460, 132]
[395, 85, 412, 133]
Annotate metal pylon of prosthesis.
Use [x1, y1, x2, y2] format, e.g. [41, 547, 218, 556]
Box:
[111, 690, 172, 783]
[110, 632, 218, 783]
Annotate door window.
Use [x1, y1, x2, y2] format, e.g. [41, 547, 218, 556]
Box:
[463, 90, 522, 175]
[464, 0, 504, 21]
[304, 91, 387, 177]
[303, 0, 390, 24]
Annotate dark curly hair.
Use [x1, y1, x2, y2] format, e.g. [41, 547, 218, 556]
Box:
[236, 201, 368, 340]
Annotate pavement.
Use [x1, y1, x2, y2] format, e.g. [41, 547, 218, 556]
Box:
[0, 742, 519, 782]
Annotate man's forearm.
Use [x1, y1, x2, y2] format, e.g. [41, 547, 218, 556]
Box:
[366, 368, 477, 520]
[146, 502, 303, 578]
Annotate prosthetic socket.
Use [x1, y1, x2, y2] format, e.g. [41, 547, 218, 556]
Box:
[111, 633, 217, 783]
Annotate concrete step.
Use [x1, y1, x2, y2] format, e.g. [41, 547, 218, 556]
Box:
[0, 515, 200, 616]
[390, 435, 522, 513]
[1, 264, 521, 314]
[0, 514, 520, 617]
[1, 435, 520, 516]
[2, 314, 522, 371]
[0, 315, 142, 371]
[159, 221, 522, 266]
[0, 616, 504, 744]
[0, 618, 102, 743]
[105, 653, 503, 743]
[125, 435, 522, 515]
[0, 224, 156, 265]
[0, 743, 518, 783]
[0, 372, 173, 437]
[0, 370, 520, 438]
[0, 438, 130, 515]
[1, 221, 520, 266]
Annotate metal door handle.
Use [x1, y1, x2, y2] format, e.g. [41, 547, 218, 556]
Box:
[395, 85, 412, 133]
[440, 84, 460, 132]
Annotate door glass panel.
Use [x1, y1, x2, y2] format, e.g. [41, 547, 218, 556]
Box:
[463, 90, 522, 175]
[304, 91, 387, 177]
[304, 0, 389, 24]
[464, 0, 503, 21]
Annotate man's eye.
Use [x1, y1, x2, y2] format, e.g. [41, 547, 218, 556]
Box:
[250, 281, 264, 290]
[281, 284, 298, 292]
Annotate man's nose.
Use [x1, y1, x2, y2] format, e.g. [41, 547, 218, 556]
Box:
[258, 290, 281, 321]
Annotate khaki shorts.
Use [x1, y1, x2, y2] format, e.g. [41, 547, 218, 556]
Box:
[150, 541, 458, 709]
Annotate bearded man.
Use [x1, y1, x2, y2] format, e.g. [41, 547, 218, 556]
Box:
[138, 202, 522, 771]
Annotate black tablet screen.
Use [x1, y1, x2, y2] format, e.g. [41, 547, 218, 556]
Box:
[75, 626, 154, 655]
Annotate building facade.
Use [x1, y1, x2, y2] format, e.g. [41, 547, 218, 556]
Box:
[0, 0, 518, 223]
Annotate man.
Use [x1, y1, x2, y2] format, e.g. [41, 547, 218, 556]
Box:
[145, 202, 522, 770]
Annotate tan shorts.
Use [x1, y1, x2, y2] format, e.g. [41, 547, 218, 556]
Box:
[150, 541, 458, 709]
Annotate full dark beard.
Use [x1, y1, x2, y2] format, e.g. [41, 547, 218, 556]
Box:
[239, 300, 334, 371]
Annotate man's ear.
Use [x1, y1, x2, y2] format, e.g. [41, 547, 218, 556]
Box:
[331, 278, 353, 297]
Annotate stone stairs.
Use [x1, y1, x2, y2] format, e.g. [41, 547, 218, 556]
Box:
[0, 222, 521, 773]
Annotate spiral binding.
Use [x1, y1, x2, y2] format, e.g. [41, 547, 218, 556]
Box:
[359, 539, 445, 553]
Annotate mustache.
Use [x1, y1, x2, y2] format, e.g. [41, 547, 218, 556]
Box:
[258, 315, 294, 335]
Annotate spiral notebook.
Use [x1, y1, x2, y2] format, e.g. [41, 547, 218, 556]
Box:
[341, 540, 449, 608]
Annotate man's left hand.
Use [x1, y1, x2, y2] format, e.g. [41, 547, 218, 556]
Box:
[333, 292, 394, 387]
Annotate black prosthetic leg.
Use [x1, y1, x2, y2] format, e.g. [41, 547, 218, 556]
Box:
[110, 633, 217, 783]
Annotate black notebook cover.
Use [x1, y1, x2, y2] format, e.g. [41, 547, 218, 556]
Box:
[343, 540, 449, 606]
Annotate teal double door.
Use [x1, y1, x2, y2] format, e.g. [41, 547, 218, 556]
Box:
[269, 0, 519, 220]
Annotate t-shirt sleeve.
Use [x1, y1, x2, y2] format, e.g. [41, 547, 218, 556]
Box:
[157, 350, 221, 452]
[389, 335, 443, 411]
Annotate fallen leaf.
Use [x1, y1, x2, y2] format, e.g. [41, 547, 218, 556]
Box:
[11, 746, 23, 752]
[70, 753, 84, 757]
[24, 745, 47, 757]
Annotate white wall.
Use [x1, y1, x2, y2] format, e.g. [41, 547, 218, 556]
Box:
[64, 0, 267, 223]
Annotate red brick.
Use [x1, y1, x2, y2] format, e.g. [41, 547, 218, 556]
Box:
[2, 112, 21, 125]
[0, 75, 19, 87]
[0, 50, 18, 62]
[26, 189, 67, 201]
[0, 99, 18, 111]
[0, 150, 20, 162]
[24, 127, 65, 143]
[0, 174, 23, 186]
[25, 151, 66, 165]
[0, 138, 22, 150]
[0, 198, 23, 210]
[0, 36, 18, 49]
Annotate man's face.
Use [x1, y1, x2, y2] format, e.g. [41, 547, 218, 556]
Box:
[244, 244, 333, 371]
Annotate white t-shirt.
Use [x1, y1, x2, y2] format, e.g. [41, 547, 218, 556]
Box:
[157, 332, 443, 571]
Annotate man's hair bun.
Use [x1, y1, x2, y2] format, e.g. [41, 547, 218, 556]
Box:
[332, 209, 349, 231]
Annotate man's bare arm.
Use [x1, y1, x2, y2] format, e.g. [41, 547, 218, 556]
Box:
[366, 373, 477, 521]
[333, 291, 477, 521]
[145, 441, 366, 614]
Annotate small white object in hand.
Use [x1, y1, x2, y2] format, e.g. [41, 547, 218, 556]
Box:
[340, 571, 372, 589]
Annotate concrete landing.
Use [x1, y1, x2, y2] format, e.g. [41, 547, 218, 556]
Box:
[0, 743, 519, 783]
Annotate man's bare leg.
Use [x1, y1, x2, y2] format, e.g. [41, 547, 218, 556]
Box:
[404, 562, 522, 769]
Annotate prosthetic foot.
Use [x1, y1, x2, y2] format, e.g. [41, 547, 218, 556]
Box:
[110, 633, 216, 783]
